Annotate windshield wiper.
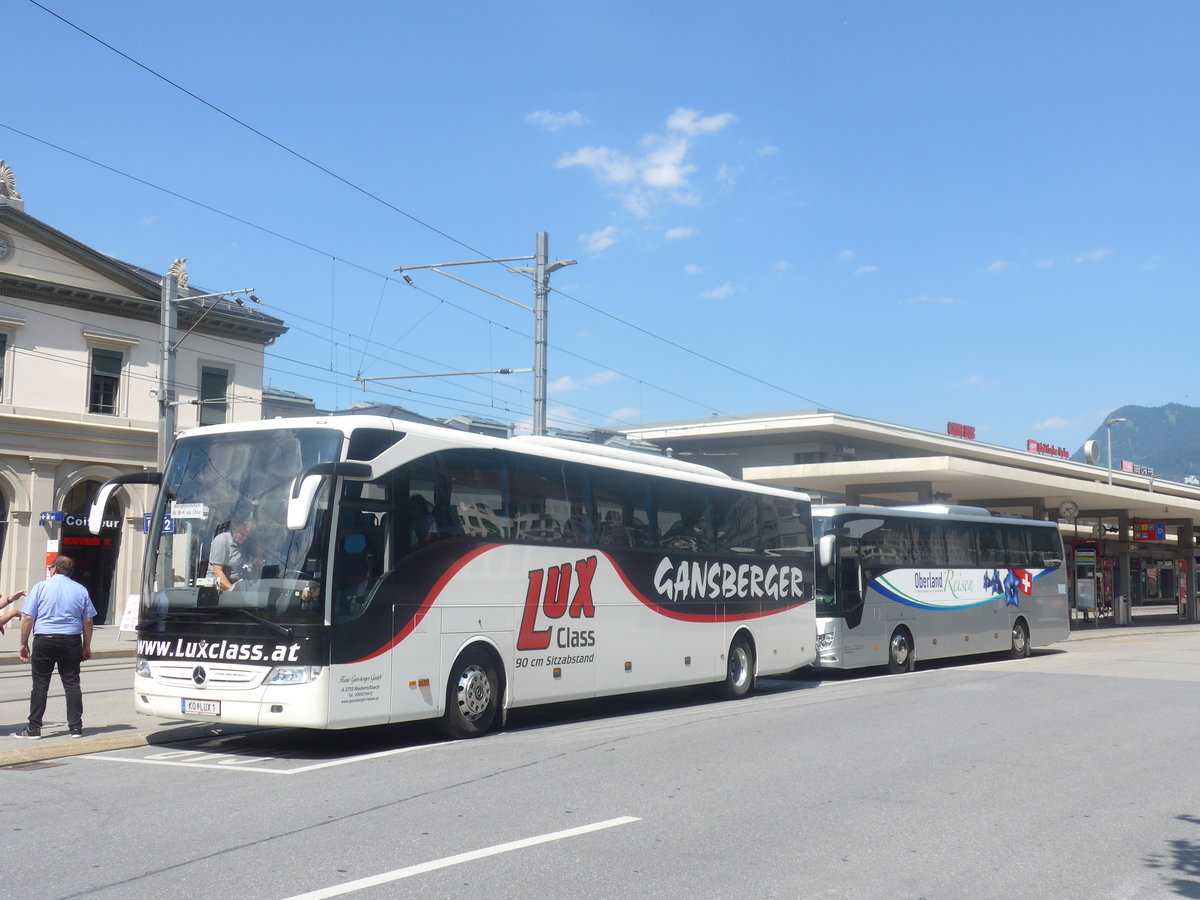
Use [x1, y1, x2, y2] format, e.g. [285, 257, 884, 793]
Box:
[229, 607, 293, 639]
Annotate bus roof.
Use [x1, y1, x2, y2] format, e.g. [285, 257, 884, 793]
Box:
[814, 504, 1060, 527]
[180, 414, 810, 502]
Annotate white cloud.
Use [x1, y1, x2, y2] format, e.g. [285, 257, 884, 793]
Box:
[641, 136, 694, 188]
[1032, 415, 1073, 431]
[837, 249, 855, 262]
[585, 370, 619, 386]
[906, 295, 956, 305]
[580, 226, 618, 254]
[1036, 258, 1055, 269]
[854, 265, 877, 276]
[525, 110, 589, 132]
[1073, 248, 1111, 264]
[959, 374, 998, 389]
[986, 260, 1011, 272]
[548, 370, 620, 395]
[702, 282, 736, 301]
[773, 261, 791, 272]
[606, 407, 641, 424]
[684, 263, 709, 275]
[716, 163, 740, 185]
[665, 107, 736, 136]
[557, 146, 637, 183]
[546, 405, 591, 429]
[665, 226, 698, 241]
[757, 145, 779, 157]
[556, 107, 736, 216]
[548, 375, 580, 393]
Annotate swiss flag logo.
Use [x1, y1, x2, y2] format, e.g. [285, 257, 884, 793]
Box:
[1014, 569, 1033, 596]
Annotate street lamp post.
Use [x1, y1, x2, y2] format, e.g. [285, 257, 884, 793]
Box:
[156, 259, 257, 471]
[1106, 416, 1127, 486]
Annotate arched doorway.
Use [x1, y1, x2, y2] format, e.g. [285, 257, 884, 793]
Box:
[60, 480, 122, 623]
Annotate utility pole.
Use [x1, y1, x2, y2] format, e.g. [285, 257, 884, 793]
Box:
[395, 232, 575, 436]
[156, 259, 256, 471]
[510, 233, 577, 436]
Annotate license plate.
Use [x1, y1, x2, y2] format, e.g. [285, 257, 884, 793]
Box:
[181, 698, 221, 717]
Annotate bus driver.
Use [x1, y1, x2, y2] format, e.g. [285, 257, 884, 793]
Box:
[210, 514, 257, 591]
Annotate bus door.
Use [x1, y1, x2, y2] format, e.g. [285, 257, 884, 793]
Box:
[836, 518, 888, 666]
[975, 522, 1014, 650]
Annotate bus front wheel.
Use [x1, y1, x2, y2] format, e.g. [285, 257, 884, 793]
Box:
[439, 646, 500, 739]
[1009, 619, 1030, 660]
[718, 634, 756, 700]
[886, 628, 914, 674]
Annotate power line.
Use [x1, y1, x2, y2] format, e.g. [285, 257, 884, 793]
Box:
[0, 122, 740, 423]
[21, 3, 840, 416]
[25, 0, 514, 274]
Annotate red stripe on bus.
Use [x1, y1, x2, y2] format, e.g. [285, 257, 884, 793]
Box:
[348, 543, 501, 663]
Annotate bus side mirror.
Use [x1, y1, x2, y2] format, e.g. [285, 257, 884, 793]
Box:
[818, 533, 837, 568]
[88, 472, 162, 534]
[286, 462, 372, 530]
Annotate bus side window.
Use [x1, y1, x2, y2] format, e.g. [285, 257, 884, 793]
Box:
[1028, 527, 1062, 568]
[944, 523, 976, 567]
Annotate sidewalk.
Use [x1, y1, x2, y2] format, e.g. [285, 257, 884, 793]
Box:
[4, 611, 1199, 767]
[1, 626, 227, 768]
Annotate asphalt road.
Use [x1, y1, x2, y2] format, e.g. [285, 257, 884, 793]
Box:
[5, 632, 1200, 899]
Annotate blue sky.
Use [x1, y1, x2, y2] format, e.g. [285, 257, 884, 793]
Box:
[5, 1, 1196, 453]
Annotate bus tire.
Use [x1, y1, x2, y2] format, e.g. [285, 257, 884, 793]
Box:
[439, 645, 500, 739]
[718, 634, 756, 700]
[1009, 619, 1030, 660]
[886, 627, 914, 674]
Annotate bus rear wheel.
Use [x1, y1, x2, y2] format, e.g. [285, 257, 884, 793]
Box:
[439, 646, 499, 739]
[718, 634, 756, 700]
[1009, 619, 1030, 660]
[886, 627, 914, 674]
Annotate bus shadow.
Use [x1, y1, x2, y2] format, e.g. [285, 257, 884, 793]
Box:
[140, 648, 1069, 762]
[779, 647, 1069, 685]
[502, 676, 823, 735]
[140, 678, 827, 761]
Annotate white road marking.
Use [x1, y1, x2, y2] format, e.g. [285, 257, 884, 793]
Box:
[282, 816, 641, 900]
[85, 740, 451, 774]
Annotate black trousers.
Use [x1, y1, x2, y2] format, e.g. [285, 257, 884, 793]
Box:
[29, 633, 84, 731]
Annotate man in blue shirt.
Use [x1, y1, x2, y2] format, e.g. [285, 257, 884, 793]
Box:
[14, 555, 97, 739]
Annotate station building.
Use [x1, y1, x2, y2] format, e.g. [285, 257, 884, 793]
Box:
[616, 410, 1200, 625]
[0, 161, 287, 622]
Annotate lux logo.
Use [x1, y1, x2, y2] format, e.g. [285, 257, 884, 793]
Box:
[517, 556, 598, 650]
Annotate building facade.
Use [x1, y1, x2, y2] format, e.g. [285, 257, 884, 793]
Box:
[0, 161, 286, 623]
[615, 409, 1200, 624]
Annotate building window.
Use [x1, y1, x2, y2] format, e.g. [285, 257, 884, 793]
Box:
[199, 366, 229, 426]
[0, 333, 7, 401]
[89, 348, 122, 414]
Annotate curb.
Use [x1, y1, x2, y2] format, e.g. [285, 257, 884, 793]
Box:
[0, 730, 156, 767]
[0, 722, 255, 768]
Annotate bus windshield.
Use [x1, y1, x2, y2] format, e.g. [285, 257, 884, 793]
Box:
[143, 427, 343, 626]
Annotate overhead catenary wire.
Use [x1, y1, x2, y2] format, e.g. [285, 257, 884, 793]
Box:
[0, 127, 735, 424]
[9, 5, 840, 421]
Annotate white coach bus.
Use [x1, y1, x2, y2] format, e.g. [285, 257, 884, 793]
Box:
[812, 505, 1068, 672]
[92, 415, 816, 737]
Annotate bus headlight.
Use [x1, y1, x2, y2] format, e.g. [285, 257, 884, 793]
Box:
[135, 659, 151, 678]
[816, 633, 834, 651]
[264, 666, 322, 685]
